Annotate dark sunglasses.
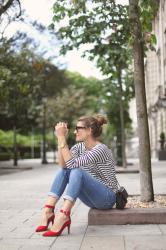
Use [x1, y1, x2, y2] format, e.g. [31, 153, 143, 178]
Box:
[75, 126, 87, 132]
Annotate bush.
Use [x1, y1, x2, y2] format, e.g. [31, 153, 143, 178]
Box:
[18, 146, 40, 159]
[0, 152, 11, 161]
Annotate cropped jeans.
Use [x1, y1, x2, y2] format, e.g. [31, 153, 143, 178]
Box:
[48, 168, 116, 209]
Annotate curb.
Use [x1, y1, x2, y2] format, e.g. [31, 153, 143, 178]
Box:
[116, 169, 139, 174]
[88, 207, 166, 225]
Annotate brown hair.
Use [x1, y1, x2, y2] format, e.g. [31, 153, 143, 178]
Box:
[78, 114, 107, 138]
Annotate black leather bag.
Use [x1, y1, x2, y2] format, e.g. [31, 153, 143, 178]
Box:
[116, 186, 128, 209]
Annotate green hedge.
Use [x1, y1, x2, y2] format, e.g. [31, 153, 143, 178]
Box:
[0, 152, 11, 161]
[0, 146, 40, 161]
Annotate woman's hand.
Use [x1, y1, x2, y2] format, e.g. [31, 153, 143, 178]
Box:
[54, 122, 68, 138]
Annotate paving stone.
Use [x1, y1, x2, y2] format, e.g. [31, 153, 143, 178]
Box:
[0, 225, 17, 232]
[0, 245, 22, 250]
[158, 224, 166, 234]
[4, 228, 34, 239]
[0, 160, 166, 250]
[72, 204, 89, 224]
[69, 222, 87, 236]
[21, 246, 49, 250]
[80, 236, 124, 250]
[50, 235, 84, 250]
[0, 210, 19, 219]
[86, 225, 161, 236]
[0, 238, 55, 247]
[125, 235, 166, 250]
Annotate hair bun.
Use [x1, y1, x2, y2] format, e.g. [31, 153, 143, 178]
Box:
[94, 114, 107, 126]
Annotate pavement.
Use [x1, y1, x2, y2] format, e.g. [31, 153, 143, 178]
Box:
[0, 158, 166, 250]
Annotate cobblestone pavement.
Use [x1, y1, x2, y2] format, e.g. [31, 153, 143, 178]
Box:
[0, 159, 166, 250]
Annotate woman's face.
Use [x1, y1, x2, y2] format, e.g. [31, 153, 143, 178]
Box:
[74, 121, 90, 141]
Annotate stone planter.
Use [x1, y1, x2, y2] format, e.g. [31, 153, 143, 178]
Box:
[158, 150, 166, 161]
[88, 208, 166, 225]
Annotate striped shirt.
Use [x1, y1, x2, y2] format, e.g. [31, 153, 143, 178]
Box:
[65, 142, 118, 192]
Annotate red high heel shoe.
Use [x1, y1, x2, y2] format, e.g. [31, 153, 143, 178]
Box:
[43, 209, 71, 237]
[35, 205, 55, 232]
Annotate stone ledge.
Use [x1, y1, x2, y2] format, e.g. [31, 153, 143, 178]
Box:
[88, 208, 166, 225]
[115, 166, 139, 174]
[116, 169, 139, 174]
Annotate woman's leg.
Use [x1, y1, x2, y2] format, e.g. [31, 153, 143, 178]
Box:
[48, 168, 71, 199]
[78, 181, 116, 209]
[38, 168, 71, 227]
[64, 168, 116, 209]
[48, 168, 115, 234]
[48, 168, 81, 233]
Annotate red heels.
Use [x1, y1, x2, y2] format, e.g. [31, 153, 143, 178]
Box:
[43, 209, 71, 237]
[35, 205, 55, 232]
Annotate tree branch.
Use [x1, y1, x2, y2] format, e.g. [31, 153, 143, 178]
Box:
[0, 0, 15, 17]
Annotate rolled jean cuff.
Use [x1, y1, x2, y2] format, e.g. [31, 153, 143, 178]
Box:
[48, 192, 59, 199]
[63, 194, 76, 202]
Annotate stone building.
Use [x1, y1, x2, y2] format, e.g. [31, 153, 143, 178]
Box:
[145, 0, 166, 158]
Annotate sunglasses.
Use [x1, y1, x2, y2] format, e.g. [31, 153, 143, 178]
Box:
[75, 126, 87, 132]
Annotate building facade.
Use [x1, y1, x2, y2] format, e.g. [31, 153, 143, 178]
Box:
[145, 0, 166, 158]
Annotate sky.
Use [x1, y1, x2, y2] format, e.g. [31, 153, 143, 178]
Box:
[5, 0, 129, 79]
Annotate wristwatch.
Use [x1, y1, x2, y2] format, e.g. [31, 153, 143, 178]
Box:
[58, 142, 67, 149]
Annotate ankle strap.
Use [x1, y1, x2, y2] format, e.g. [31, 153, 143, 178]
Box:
[60, 209, 70, 216]
[45, 205, 55, 209]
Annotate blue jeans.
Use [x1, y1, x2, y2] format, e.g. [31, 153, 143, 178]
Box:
[48, 168, 116, 209]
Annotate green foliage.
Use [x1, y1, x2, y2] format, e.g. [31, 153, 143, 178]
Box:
[140, 0, 159, 32]
[102, 73, 134, 132]
[0, 33, 69, 132]
[130, 0, 159, 52]
[65, 71, 103, 112]
[160, 132, 165, 141]
[51, 0, 134, 143]
[0, 129, 36, 147]
[0, 129, 55, 148]
[0, 152, 11, 161]
[40, 71, 104, 145]
[50, 0, 158, 143]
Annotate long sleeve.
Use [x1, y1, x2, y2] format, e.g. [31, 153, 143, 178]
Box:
[66, 145, 108, 169]
[68, 142, 118, 192]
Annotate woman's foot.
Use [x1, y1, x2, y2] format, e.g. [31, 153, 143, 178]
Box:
[36, 205, 55, 232]
[50, 210, 69, 232]
[40, 207, 54, 226]
[43, 209, 71, 236]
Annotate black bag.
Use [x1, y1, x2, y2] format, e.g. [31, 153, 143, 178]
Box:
[116, 186, 128, 209]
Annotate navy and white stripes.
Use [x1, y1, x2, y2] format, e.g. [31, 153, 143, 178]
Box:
[66, 142, 118, 192]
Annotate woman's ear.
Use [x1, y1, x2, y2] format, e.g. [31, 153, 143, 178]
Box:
[88, 127, 92, 136]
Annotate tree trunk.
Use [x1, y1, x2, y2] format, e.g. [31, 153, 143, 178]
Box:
[116, 130, 123, 166]
[118, 68, 127, 168]
[129, 0, 154, 201]
[42, 100, 47, 164]
[13, 125, 18, 166]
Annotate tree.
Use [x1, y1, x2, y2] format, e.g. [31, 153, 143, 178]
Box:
[0, 0, 22, 37]
[51, 0, 158, 201]
[65, 71, 103, 113]
[0, 34, 69, 165]
[129, 0, 156, 201]
[102, 71, 134, 165]
[0, 0, 21, 17]
[51, 0, 134, 167]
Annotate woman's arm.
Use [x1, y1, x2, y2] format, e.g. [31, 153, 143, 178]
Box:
[57, 136, 73, 163]
[57, 149, 66, 168]
[55, 123, 73, 167]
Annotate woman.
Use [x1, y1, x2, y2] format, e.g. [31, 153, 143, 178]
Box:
[36, 115, 118, 237]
